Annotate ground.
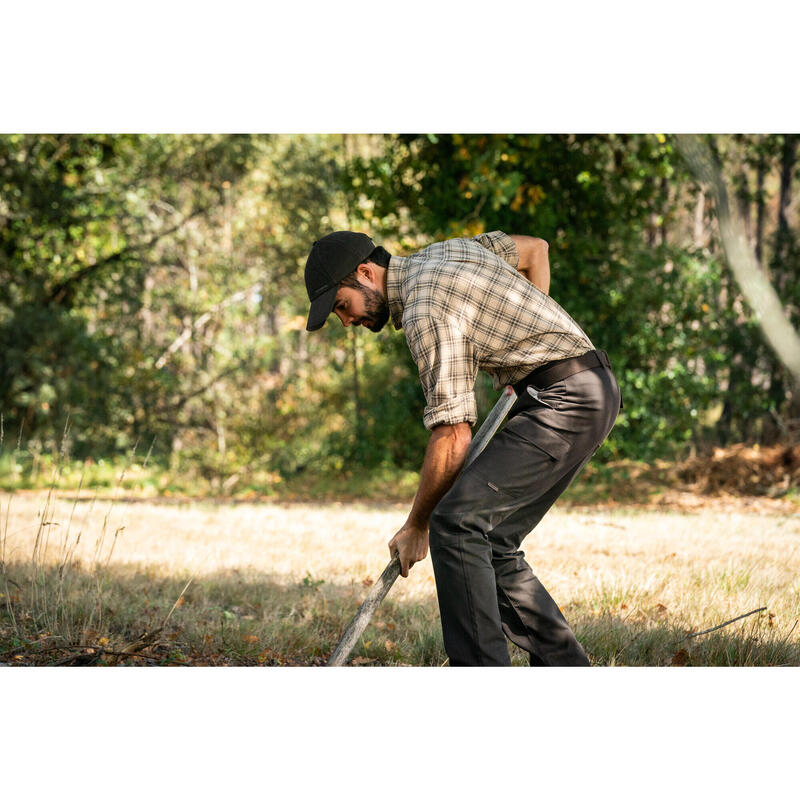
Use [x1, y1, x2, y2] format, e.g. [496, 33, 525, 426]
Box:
[2, 488, 798, 666]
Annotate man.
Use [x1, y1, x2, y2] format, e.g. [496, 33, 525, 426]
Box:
[304, 230, 621, 666]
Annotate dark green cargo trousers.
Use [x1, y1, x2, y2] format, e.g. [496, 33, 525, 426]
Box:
[429, 353, 621, 666]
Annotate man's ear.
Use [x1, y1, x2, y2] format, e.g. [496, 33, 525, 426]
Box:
[355, 262, 376, 286]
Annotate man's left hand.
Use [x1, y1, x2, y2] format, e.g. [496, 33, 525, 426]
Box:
[388, 523, 429, 578]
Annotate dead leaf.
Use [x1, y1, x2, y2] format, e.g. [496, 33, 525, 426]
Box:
[655, 603, 668, 614]
[351, 656, 376, 666]
[362, 577, 374, 587]
[242, 634, 258, 644]
[98, 637, 110, 646]
[671, 649, 689, 666]
[385, 640, 396, 651]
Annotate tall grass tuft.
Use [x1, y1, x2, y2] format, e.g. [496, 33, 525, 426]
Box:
[0, 427, 184, 665]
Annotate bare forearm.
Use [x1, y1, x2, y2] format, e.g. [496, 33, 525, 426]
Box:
[407, 423, 472, 529]
[525, 241, 550, 295]
[510, 235, 551, 295]
[388, 422, 472, 577]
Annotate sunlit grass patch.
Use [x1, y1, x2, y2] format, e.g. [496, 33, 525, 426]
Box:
[1, 492, 799, 666]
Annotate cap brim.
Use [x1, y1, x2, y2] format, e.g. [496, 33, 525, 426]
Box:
[306, 285, 338, 331]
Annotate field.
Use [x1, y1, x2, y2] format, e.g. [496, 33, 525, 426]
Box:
[2, 490, 799, 666]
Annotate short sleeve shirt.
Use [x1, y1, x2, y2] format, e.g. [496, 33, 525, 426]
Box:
[386, 231, 594, 430]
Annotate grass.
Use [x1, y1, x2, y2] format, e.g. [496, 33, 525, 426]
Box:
[2, 486, 799, 666]
[0, 445, 729, 506]
[0, 448, 424, 503]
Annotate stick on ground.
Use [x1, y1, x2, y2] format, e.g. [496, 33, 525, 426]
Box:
[674, 606, 767, 644]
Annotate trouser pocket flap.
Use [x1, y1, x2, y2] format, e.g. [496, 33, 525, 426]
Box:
[502, 415, 571, 461]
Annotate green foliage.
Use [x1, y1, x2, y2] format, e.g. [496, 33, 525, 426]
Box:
[1, 133, 797, 491]
[0, 133, 258, 458]
[344, 133, 800, 460]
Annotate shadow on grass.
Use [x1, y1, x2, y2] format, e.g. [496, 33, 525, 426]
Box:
[0, 560, 443, 666]
[1, 561, 796, 667]
[572, 606, 800, 667]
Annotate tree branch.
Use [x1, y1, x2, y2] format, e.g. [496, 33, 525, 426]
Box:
[673, 606, 767, 644]
[154, 282, 262, 369]
[156, 360, 253, 418]
[46, 204, 212, 306]
[676, 135, 800, 389]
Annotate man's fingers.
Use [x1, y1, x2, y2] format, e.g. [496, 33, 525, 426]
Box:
[402, 558, 417, 578]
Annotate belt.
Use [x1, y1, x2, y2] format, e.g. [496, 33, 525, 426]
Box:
[511, 349, 623, 410]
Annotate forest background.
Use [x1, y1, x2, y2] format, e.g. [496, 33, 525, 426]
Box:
[1, 133, 799, 500]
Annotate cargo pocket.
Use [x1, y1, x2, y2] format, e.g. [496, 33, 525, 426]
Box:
[502, 414, 572, 461]
[472, 415, 573, 500]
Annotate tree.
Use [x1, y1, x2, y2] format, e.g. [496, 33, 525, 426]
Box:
[676, 134, 800, 425]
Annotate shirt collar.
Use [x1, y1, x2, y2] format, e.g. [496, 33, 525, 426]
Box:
[387, 254, 405, 329]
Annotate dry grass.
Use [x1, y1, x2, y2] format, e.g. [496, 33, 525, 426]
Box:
[1, 490, 799, 666]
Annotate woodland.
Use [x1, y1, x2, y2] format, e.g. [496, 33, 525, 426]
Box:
[1, 134, 799, 497]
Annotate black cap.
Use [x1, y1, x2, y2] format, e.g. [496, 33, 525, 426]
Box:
[304, 231, 376, 331]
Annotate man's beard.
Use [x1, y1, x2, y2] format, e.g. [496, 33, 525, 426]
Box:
[357, 284, 390, 331]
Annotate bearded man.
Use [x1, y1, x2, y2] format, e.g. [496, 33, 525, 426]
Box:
[304, 230, 621, 666]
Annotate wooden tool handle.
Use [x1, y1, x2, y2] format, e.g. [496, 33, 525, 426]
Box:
[326, 385, 517, 666]
[326, 554, 402, 666]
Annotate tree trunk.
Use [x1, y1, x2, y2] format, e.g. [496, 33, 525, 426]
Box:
[775, 134, 798, 296]
[693, 189, 707, 249]
[755, 138, 767, 269]
[735, 135, 753, 249]
[777, 134, 799, 426]
[676, 135, 800, 392]
[778, 134, 797, 237]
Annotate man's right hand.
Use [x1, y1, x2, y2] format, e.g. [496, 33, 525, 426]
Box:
[388, 522, 429, 578]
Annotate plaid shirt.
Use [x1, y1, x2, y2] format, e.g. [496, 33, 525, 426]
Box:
[387, 231, 594, 430]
